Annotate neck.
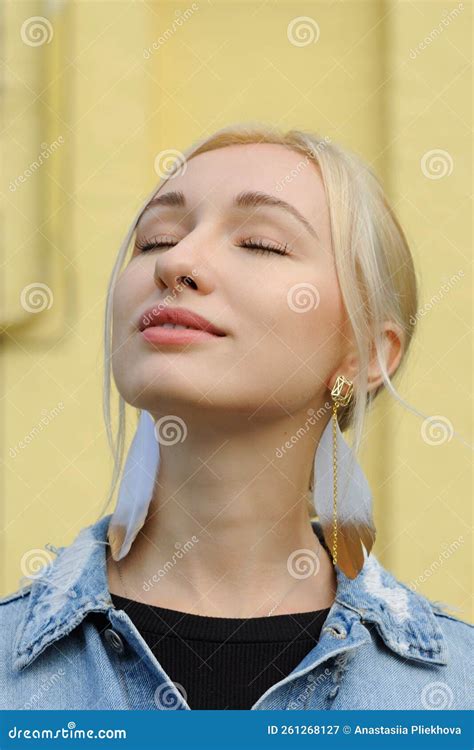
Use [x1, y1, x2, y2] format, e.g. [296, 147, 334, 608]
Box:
[107, 407, 337, 617]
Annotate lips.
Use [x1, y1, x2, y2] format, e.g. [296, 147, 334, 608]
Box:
[138, 306, 226, 337]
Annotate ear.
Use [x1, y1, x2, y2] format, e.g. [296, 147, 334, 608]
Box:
[366, 322, 405, 393]
[328, 321, 405, 395]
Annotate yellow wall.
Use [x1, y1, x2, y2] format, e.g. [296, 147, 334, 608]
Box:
[2, 1, 472, 621]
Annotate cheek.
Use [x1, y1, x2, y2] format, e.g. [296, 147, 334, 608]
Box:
[267, 267, 346, 350]
[297, 278, 348, 375]
[111, 265, 146, 340]
[111, 290, 127, 361]
[240, 272, 347, 399]
[110, 269, 144, 383]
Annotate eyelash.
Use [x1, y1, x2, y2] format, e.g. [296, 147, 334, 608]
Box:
[134, 236, 291, 257]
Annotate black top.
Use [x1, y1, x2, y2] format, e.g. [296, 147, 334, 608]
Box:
[111, 592, 331, 709]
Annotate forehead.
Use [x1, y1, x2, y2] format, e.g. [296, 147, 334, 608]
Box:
[141, 143, 329, 231]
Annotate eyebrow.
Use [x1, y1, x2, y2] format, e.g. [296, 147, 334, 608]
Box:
[138, 190, 319, 240]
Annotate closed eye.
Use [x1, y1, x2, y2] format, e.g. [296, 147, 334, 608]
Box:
[134, 236, 291, 257]
[238, 238, 291, 256]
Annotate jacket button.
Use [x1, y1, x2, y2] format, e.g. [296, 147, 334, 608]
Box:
[104, 628, 125, 654]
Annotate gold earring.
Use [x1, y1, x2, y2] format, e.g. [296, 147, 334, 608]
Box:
[330, 375, 354, 567]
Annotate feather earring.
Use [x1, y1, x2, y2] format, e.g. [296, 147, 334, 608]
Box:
[107, 410, 160, 561]
[313, 375, 376, 579]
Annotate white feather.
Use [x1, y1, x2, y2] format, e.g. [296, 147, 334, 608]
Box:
[108, 410, 160, 560]
[313, 416, 373, 527]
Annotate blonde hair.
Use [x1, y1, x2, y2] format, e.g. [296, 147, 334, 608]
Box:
[100, 122, 420, 517]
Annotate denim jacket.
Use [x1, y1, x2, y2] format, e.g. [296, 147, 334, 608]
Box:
[0, 514, 472, 710]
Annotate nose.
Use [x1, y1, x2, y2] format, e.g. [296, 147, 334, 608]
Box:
[153, 231, 215, 294]
[154, 258, 199, 292]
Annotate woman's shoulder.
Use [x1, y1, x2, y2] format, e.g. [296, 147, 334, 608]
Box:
[0, 584, 34, 644]
[0, 516, 111, 673]
[427, 600, 474, 648]
[386, 560, 473, 650]
[391, 568, 473, 640]
[338, 550, 473, 673]
[0, 584, 33, 614]
[0, 514, 111, 620]
[0, 584, 35, 685]
[376, 563, 473, 698]
[329, 554, 473, 709]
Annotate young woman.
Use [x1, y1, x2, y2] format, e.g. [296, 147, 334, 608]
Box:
[1, 125, 472, 711]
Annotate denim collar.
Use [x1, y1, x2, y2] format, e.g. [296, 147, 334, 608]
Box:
[13, 514, 449, 671]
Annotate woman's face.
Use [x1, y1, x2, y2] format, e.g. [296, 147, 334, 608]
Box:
[112, 143, 352, 421]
